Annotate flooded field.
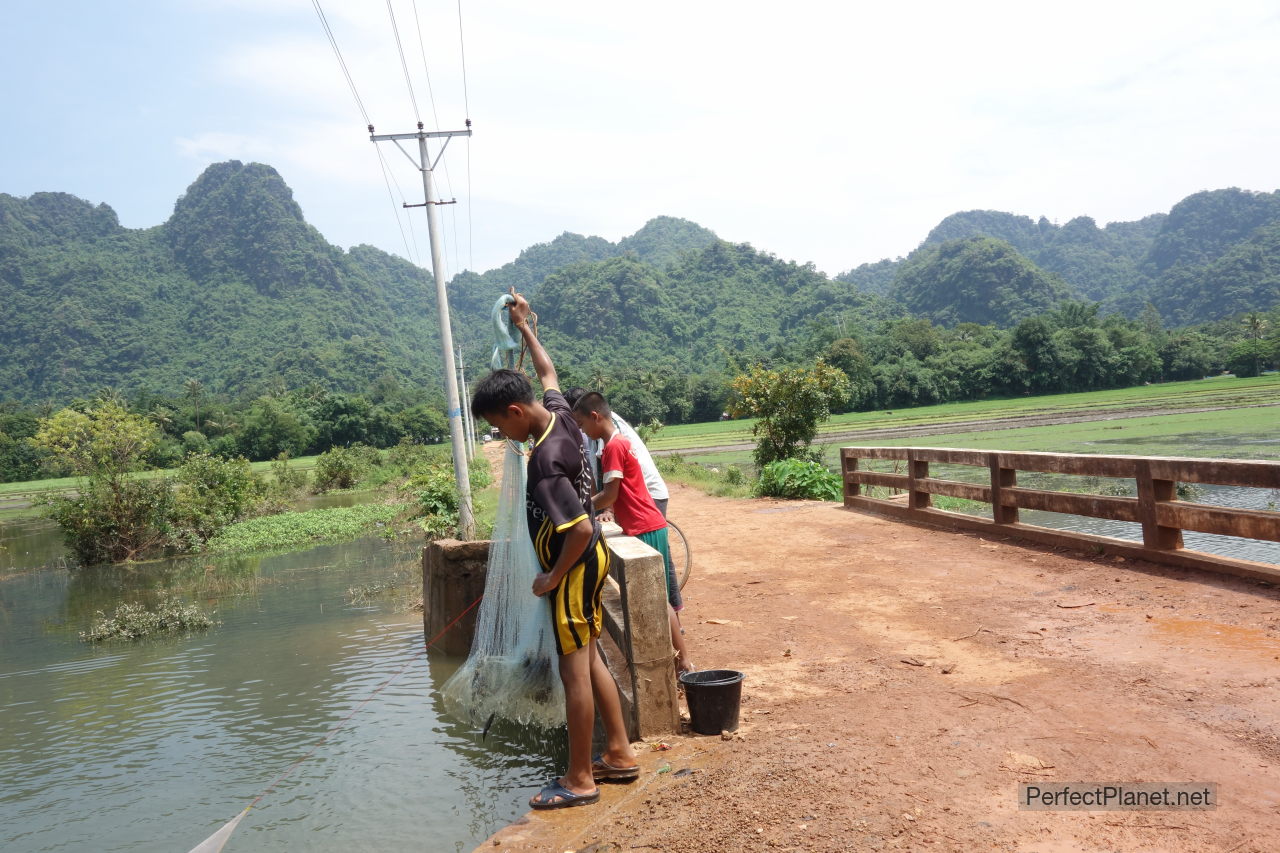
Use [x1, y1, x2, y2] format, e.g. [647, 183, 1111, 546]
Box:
[0, 517, 558, 852]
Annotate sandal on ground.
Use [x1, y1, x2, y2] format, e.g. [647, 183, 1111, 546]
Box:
[529, 780, 600, 810]
[591, 755, 640, 783]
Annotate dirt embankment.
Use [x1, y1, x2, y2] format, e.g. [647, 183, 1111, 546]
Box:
[483, 483, 1280, 853]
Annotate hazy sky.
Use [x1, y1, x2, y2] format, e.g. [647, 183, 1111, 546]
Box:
[4, 1, 1279, 279]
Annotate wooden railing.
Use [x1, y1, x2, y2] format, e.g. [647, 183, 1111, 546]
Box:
[840, 446, 1280, 583]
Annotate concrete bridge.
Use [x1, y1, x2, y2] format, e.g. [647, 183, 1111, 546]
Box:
[432, 449, 1279, 852]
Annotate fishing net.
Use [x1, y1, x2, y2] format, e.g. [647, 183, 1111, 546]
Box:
[440, 442, 565, 729]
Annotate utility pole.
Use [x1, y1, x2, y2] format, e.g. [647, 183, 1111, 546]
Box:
[370, 121, 475, 539]
[457, 344, 474, 460]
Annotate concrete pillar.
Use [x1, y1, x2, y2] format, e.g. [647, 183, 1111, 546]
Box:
[421, 528, 679, 737]
[422, 539, 489, 656]
[599, 529, 679, 739]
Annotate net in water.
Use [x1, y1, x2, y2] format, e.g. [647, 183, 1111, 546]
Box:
[440, 442, 565, 729]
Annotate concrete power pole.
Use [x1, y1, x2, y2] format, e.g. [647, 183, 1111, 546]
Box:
[457, 344, 474, 461]
[370, 121, 475, 539]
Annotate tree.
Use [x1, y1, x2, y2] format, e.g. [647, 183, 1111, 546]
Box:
[184, 378, 206, 432]
[32, 401, 159, 479]
[822, 338, 875, 411]
[237, 398, 312, 460]
[731, 360, 849, 468]
[31, 401, 171, 564]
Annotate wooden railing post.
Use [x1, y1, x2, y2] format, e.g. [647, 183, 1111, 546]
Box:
[844, 451, 861, 498]
[1135, 459, 1184, 550]
[988, 453, 1018, 524]
[908, 450, 931, 509]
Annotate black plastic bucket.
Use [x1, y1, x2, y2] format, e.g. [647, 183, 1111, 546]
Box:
[679, 669, 745, 735]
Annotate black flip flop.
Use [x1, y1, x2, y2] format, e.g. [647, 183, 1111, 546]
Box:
[529, 780, 600, 810]
[591, 755, 641, 783]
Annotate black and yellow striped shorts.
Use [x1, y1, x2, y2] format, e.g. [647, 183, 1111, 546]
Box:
[548, 537, 611, 656]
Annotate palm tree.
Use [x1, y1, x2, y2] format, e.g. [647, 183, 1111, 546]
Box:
[184, 379, 205, 433]
[1242, 312, 1268, 377]
[148, 406, 174, 433]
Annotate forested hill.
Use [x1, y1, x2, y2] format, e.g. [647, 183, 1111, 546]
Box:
[0, 164, 878, 404]
[2, 161, 1277, 406]
[0, 162, 447, 403]
[839, 188, 1280, 325]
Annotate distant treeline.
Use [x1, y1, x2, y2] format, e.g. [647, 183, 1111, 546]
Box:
[4, 301, 1274, 484]
[570, 301, 1280, 427]
[0, 378, 450, 484]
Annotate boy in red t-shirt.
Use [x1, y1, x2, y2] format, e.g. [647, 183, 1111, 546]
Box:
[572, 391, 693, 673]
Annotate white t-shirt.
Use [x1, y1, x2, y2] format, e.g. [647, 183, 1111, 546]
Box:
[594, 413, 669, 501]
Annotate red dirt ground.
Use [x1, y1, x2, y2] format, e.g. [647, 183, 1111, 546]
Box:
[481, 482, 1280, 853]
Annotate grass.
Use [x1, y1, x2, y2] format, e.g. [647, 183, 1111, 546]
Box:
[655, 454, 755, 499]
[204, 503, 404, 555]
[865, 405, 1280, 459]
[0, 455, 321, 522]
[647, 373, 1280, 452]
[662, 391, 1279, 508]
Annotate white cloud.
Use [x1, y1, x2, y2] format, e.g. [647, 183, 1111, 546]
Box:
[167, 0, 1280, 274]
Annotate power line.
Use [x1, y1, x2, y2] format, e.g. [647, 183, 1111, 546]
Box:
[385, 0, 422, 123]
[374, 144, 423, 267]
[465, 133, 474, 272]
[410, 0, 443, 130]
[405, 0, 458, 227]
[311, 0, 370, 126]
[456, 0, 471, 120]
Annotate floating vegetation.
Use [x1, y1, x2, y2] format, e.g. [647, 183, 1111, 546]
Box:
[81, 597, 217, 643]
[204, 504, 404, 554]
[347, 580, 397, 604]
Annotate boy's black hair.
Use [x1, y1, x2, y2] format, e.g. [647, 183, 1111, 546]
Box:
[562, 386, 588, 408]
[471, 369, 534, 418]
[571, 390, 611, 418]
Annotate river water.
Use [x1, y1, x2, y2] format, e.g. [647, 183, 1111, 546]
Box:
[0, 509, 559, 852]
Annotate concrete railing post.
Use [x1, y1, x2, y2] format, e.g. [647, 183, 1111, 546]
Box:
[1136, 459, 1184, 550]
[422, 539, 489, 657]
[989, 453, 1019, 524]
[908, 450, 931, 509]
[599, 529, 679, 739]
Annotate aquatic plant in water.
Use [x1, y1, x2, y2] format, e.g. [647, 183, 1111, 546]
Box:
[80, 597, 217, 643]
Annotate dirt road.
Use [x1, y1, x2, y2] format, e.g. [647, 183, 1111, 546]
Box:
[483, 483, 1280, 852]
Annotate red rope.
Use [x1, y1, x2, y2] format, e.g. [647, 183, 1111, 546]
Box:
[247, 593, 484, 808]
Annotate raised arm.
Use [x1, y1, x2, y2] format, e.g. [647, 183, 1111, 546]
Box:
[508, 288, 559, 392]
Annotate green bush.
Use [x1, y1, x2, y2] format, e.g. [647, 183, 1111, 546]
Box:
[41, 478, 177, 565]
[313, 446, 364, 492]
[172, 452, 267, 546]
[756, 458, 842, 501]
[404, 462, 460, 537]
[181, 431, 210, 454]
[269, 451, 309, 496]
[80, 596, 217, 642]
[383, 439, 441, 476]
[469, 453, 493, 491]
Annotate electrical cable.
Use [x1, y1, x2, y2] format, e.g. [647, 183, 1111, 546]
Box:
[456, 0, 472, 121]
[385, 0, 422, 124]
[408, 0, 458, 205]
[410, 0, 443, 131]
[374, 144, 423, 267]
[457, 0, 474, 271]
[311, 0, 371, 126]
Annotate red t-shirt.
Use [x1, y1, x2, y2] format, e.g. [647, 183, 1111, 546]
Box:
[601, 433, 666, 537]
